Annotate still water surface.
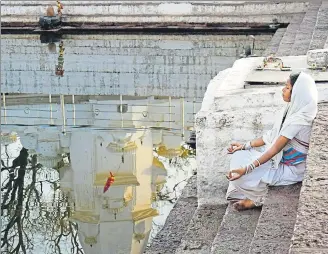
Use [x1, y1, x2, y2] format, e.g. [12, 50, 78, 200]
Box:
[1, 33, 271, 254]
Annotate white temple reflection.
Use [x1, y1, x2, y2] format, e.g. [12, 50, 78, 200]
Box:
[60, 129, 157, 254]
[1, 94, 197, 254]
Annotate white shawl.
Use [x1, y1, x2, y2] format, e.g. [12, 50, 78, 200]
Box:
[262, 72, 318, 168]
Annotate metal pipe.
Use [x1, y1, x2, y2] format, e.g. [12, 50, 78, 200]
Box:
[49, 94, 53, 125]
[60, 95, 66, 133]
[193, 96, 195, 118]
[72, 95, 76, 126]
[120, 95, 124, 128]
[181, 98, 185, 139]
[3, 94, 7, 124]
[169, 96, 172, 129]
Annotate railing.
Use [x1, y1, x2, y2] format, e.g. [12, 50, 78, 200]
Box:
[1, 94, 202, 137]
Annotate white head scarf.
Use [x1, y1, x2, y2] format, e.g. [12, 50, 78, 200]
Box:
[262, 71, 318, 168]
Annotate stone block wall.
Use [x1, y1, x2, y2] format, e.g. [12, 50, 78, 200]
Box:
[289, 102, 328, 253]
[1, 34, 271, 97]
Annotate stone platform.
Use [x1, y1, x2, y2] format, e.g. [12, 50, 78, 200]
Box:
[147, 55, 328, 253]
[145, 102, 328, 254]
[1, 1, 307, 28]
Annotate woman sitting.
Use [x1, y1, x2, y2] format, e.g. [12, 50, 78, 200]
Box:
[226, 71, 318, 211]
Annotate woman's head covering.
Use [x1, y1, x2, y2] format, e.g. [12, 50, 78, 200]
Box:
[283, 71, 318, 127]
[289, 72, 300, 87]
[263, 71, 318, 168]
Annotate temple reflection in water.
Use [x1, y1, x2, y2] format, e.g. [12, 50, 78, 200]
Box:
[1, 94, 197, 253]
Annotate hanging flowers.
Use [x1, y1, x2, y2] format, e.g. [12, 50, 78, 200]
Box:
[103, 172, 115, 193]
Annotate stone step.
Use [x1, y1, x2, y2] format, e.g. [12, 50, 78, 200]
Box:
[276, 13, 305, 56]
[290, 2, 322, 56]
[1, 13, 296, 26]
[262, 28, 287, 56]
[248, 183, 302, 254]
[211, 203, 261, 254]
[174, 204, 226, 254]
[309, 2, 328, 50]
[1, 1, 309, 16]
[144, 175, 198, 254]
[289, 103, 328, 254]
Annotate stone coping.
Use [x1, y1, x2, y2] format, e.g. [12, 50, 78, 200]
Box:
[145, 174, 198, 254]
[289, 102, 328, 253]
[0, 1, 308, 8]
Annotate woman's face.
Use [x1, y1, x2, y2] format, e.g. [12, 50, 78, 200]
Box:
[282, 78, 292, 102]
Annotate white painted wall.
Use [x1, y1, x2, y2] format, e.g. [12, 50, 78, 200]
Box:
[1, 1, 307, 24]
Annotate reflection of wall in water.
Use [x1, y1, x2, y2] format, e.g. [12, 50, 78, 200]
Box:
[1, 34, 272, 97]
[1, 95, 201, 149]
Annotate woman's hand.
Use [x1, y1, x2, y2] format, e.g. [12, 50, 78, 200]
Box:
[226, 167, 247, 181]
[227, 142, 243, 154]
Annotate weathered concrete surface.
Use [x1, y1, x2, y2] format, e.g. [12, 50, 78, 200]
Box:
[1, 34, 272, 97]
[195, 55, 328, 207]
[145, 175, 198, 254]
[211, 203, 261, 254]
[307, 48, 328, 68]
[289, 103, 328, 254]
[1, 1, 308, 26]
[195, 57, 259, 206]
[249, 184, 302, 254]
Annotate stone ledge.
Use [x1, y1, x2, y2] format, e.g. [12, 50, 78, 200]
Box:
[1, 2, 309, 15]
[250, 240, 291, 254]
[175, 203, 226, 254]
[289, 102, 328, 253]
[145, 175, 198, 254]
[211, 203, 261, 254]
[249, 184, 302, 254]
[0, 14, 293, 26]
[290, 248, 328, 254]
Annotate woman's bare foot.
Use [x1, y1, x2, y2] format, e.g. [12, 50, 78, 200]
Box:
[233, 199, 256, 211]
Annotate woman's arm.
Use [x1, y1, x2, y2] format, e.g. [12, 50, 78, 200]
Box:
[228, 131, 282, 155]
[228, 135, 290, 181]
[228, 137, 265, 154]
[253, 136, 289, 167]
[250, 137, 265, 148]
